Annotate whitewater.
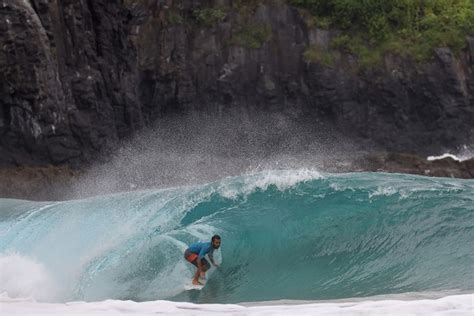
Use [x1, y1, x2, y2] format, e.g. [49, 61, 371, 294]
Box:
[1, 170, 473, 315]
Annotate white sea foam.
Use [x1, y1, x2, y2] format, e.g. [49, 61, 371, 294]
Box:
[0, 253, 57, 301]
[1, 293, 472, 315]
[427, 153, 464, 162]
[369, 186, 397, 198]
[329, 182, 356, 192]
[245, 169, 323, 191]
[215, 169, 323, 199]
[427, 144, 474, 162]
[427, 149, 474, 162]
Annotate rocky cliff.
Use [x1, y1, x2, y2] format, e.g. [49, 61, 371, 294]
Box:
[1, 0, 473, 167]
[0, 0, 142, 166]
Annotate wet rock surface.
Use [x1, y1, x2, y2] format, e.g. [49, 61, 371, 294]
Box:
[0, 0, 142, 167]
[0, 165, 81, 200]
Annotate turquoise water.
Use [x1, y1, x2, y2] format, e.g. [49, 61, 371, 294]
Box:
[0, 170, 473, 303]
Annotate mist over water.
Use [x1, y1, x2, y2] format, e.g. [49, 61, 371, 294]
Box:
[69, 110, 360, 199]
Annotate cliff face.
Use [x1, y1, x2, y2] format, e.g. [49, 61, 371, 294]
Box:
[134, 0, 474, 152]
[1, 0, 473, 167]
[0, 0, 142, 166]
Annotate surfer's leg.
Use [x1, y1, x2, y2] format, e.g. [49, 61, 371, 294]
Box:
[193, 269, 202, 285]
[198, 259, 210, 280]
[201, 258, 211, 271]
[192, 259, 206, 285]
[193, 261, 210, 285]
[186, 251, 203, 285]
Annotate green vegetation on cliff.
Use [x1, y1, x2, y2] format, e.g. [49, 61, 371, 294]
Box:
[304, 45, 334, 66]
[232, 23, 272, 48]
[193, 7, 227, 27]
[291, 0, 474, 65]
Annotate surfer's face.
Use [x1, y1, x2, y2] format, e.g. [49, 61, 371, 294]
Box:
[212, 239, 221, 249]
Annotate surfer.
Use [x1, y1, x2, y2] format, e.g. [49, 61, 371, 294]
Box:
[184, 235, 221, 285]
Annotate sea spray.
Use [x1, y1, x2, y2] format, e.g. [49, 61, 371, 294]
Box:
[0, 252, 57, 301]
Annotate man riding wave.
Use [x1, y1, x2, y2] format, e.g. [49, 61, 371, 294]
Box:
[184, 235, 221, 285]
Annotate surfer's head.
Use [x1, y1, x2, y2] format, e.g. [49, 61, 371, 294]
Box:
[211, 235, 221, 249]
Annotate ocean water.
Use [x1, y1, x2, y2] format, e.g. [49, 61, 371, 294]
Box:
[0, 170, 473, 305]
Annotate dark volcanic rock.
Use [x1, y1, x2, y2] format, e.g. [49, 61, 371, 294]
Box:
[0, 165, 81, 201]
[0, 0, 473, 168]
[0, 0, 143, 166]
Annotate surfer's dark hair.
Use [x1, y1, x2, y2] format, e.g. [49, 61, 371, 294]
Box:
[212, 235, 221, 241]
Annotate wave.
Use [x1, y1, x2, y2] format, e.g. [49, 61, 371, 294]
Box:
[0, 170, 473, 303]
[427, 145, 474, 162]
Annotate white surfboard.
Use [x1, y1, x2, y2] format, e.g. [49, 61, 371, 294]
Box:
[184, 277, 206, 290]
[184, 282, 205, 291]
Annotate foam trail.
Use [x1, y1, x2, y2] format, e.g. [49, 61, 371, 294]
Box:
[2, 294, 473, 315]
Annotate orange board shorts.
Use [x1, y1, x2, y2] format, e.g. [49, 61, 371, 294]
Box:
[185, 251, 198, 263]
[184, 249, 210, 269]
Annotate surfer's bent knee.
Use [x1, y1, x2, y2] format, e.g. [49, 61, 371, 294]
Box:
[201, 258, 211, 271]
